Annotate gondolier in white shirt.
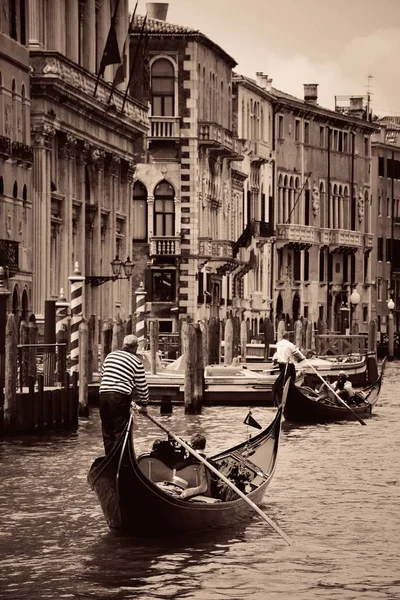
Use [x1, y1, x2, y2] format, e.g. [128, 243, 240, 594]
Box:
[99, 334, 149, 455]
[274, 332, 300, 382]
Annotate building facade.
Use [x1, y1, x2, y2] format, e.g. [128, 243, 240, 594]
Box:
[28, 0, 148, 325]
[371, 118, 400, 333]
[271, 86, 378, 334]
[129, 7, 240, 334]
[230, 72, 275, 338]
[0, 0, 32, 319]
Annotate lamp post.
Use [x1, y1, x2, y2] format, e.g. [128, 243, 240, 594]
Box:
[85, 255, 135, 287]
[350, 288, 361, 334]
[387, 298, 395, 361]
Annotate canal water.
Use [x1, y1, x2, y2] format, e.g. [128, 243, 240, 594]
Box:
[0, 362, 399, 600]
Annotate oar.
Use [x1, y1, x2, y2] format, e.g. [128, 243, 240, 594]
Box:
[296, 350, 367, 426]
[138, 408, 292, 546]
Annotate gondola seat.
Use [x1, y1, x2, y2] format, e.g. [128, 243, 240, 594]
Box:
[137, 455, 174, 482]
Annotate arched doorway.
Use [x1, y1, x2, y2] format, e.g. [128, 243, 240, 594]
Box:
[292, 292, 300, 322]
[21, 289, 29, 322]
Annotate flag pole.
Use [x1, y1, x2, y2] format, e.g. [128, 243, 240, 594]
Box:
[93, 0, 122, 98]
[121, 13, 148, 113]
[107, 0, 138, 105]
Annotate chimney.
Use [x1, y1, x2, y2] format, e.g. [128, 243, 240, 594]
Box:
[303, 83, 318, 105]
[256, 72, 265, 88]
[349, 96, 364, 119]
[265, 77, 273, 92]
[146, 2, 169, 20]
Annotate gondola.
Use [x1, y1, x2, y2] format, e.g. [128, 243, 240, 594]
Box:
[273, 357, 387, 425]
[87, 398, 286, 536]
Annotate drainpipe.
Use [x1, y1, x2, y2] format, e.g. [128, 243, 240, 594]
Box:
[326, 126, 331, 325]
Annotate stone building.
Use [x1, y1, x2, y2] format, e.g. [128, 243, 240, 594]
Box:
[230, 72, 275, 338]
[28, 0, 148, 323]
[0, 0, 32, 319]
[371, 118, 400, 333]
[270, 86, 378, 334]
[129, 5, 240, 334]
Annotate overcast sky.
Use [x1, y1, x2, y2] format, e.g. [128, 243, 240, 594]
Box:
[130, 0, 400, 116]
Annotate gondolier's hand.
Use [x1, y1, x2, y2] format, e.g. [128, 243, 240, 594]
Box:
[130, 401, 147, 413]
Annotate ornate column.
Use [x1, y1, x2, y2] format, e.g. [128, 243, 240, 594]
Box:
[66, 0, 79, 63]
[29, 0, 43, 47]
[83, 0, 96, 73]
[31, 123, 56, 317]
[46, 0, 65, 53]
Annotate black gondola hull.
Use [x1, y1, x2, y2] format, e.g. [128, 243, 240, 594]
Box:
[281, 358, 386, 425]
[88, 406, 284, 535]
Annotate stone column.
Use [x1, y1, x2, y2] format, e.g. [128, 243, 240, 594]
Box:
[31, 123, 55, 317]
[47, 0, 65, 53]
[83, 0, 96, 73]
[66, 0, 79, 64]
[29, 0, 43, 47]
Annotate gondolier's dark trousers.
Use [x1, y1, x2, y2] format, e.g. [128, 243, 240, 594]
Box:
[278, 362, 296, 383]
[99, 391, 131, 455]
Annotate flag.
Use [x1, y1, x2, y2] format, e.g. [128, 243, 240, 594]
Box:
[94, 0, 122, 97]
[121, 13, 148, 112]
[243, 410, 262, 430]
[112, 1, 138, 89]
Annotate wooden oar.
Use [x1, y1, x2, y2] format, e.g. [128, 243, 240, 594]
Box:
[137, 407, 292, 546]
[296, 350, 367, 426]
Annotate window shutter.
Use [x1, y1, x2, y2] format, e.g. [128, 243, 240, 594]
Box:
[197, 272, 204, 304]
[144, 269, 153, 302]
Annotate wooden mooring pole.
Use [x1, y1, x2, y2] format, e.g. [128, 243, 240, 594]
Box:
[4, 314, 17, 433]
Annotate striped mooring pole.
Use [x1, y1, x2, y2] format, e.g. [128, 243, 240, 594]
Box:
[68, 263, 85, 373]
[55, 288, 70, 337]
[135, 282, 147, 349]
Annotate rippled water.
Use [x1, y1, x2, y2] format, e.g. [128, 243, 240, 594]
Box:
[0, 362, 399, 600]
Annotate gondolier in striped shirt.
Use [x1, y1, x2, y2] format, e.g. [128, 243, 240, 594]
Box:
[99, 334, 149, 455]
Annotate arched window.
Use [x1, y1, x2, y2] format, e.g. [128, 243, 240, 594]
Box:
[132, 181, 148, 240]
[154, 180, 175, 236]
[151, 58, 174, 116]
[22, 184, 27, 202]
[85, 166, 91, 203]
[0, 176, 4, 195]
[13, 181, 18, 198]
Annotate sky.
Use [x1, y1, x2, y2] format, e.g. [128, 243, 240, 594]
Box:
[129, 0, 400, 117]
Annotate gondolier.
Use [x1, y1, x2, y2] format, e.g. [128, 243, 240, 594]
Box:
[99, 334, 149, 455]
[274, 332, 300, 382]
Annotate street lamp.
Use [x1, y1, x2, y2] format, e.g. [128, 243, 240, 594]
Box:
[350, 288, 360, 334]
[85, 255, 135, 287]
[339, 301, 350, 334]
[387, 298, 395, 361]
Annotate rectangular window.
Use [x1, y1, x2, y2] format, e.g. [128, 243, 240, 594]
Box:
[350, 254, 356, 283]
[364, 136, 369, 156]
[363, 252, 369, 283]
[378, 195, 382, 216]
[294, 250, 301, 281]
[333, 130, 338, 151]
[278, 115, 284, 138]
[343, 132, 348, 153]
[319, 249, 325, 282]
[387, 158, 393, 179]
[197, 271, 204, 304]
[362, 305, 368, 323]
[377, 237, 383, 261]
[387, 198, 391, 218]
[304, 122, 309, 144]
[319, 126, 324, 148]
[378, 157, 385, 177]
[304, 249, 309, 281]
[343, 255, 348, 283]
[295, 119, 300, 142]
[152, 270, 176, 302]
[327, 252, 333, 281]
[386, 238, 392, 263]
[338, 131, 343, 152]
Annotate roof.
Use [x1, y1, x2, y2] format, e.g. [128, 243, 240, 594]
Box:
[131, 15, 237, 67]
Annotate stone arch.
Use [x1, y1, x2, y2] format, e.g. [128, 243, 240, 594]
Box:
[132, 180, 148, 241]
[149, 55, 177, 117]
[0, 176, 3, 195]
[276, 293, 283, 319]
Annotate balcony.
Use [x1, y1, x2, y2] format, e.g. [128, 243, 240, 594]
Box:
[320, 228, 364, 251]
[149, 116, 180, 139]
[276, 224, 319, 248]
[11, 141, 33, 165]
[251, 220, 274, 239]
[30, 52, 149, 137]
[0, 239, 19, 274]
[0, 135, 11, 157]
[149, 236, 181, 256]
[250, 140, 271, 163]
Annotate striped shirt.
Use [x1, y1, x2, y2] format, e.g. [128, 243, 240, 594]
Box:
[99, 349, 149, 403]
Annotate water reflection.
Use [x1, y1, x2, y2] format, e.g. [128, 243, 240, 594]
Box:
[0, 363, 400, 599]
